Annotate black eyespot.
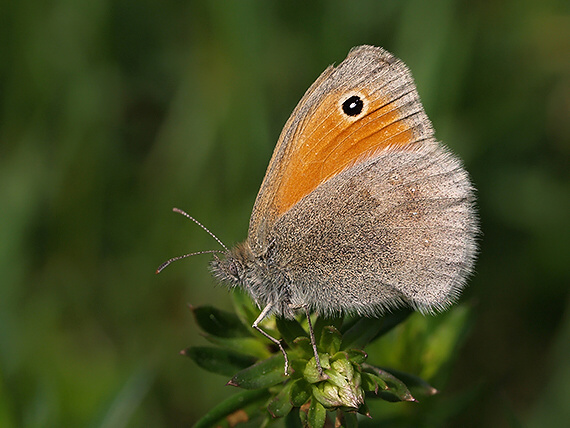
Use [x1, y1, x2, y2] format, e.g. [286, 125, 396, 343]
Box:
[342, 95, 364, 116]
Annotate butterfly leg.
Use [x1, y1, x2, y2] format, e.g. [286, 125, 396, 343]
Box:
[253, 303, 289, 376]
[304, 306, 325, 379]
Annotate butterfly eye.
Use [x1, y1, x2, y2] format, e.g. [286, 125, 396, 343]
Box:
[228, 260, 240, 280]
[342, 95, 364, 116]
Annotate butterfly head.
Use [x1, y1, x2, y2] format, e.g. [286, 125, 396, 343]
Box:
[210, 241, 295, 318]
[210, 243, 250, 288]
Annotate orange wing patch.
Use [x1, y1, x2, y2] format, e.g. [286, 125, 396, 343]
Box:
[273, 92, 416, 216]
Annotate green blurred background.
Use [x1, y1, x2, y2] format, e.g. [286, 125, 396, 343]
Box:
[1, 0, 568, 426]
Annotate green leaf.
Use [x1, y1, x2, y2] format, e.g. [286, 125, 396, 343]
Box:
[190, 305, 252, 338]
[227, 354, 287, 389]
[341, 309, 412, 350]
[319, 326, 342, 355]
[289, 357, 310, 379]
[330, 349, 367, 368]
[290, 379, 312, 407]
[362, 364, 416, 402]
[202, 334, 272, 360]
[314, 316, 344, 343]
[276, 317, 308, 346]
[341, 318, 385, 350]
[339, 317, 360, 334]
[360, 372, 387, 394]
[308, 399, 327, 428]
[292, 336, 314, 359]
[182, 346, 256, 377]
[312, 382, 342, 409]
[345, 349, 368, 365]
[267, 380, 294, 418]
[193, 389, 269, 428]
[379, 366, 438, 397]
[231, 289, 260, 329]
[357, 400, 371, 417]
[337, 409, 359, 428]
[304, 354, 330, 384]
[326, 360, 354, 388]
[285, 407, 304, 428]
[318, 360, 364, 409]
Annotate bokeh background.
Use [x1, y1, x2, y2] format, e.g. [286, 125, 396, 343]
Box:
[1, 0, 568, 426]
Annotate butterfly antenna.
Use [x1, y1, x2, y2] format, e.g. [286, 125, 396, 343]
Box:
[172, 207, 228, 251]
[156, 250, 223, 274]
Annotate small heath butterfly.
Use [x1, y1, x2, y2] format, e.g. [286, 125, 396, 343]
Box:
[160, 45, 478, 376]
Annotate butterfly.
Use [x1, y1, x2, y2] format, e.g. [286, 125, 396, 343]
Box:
[159, 45, 479, 377]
